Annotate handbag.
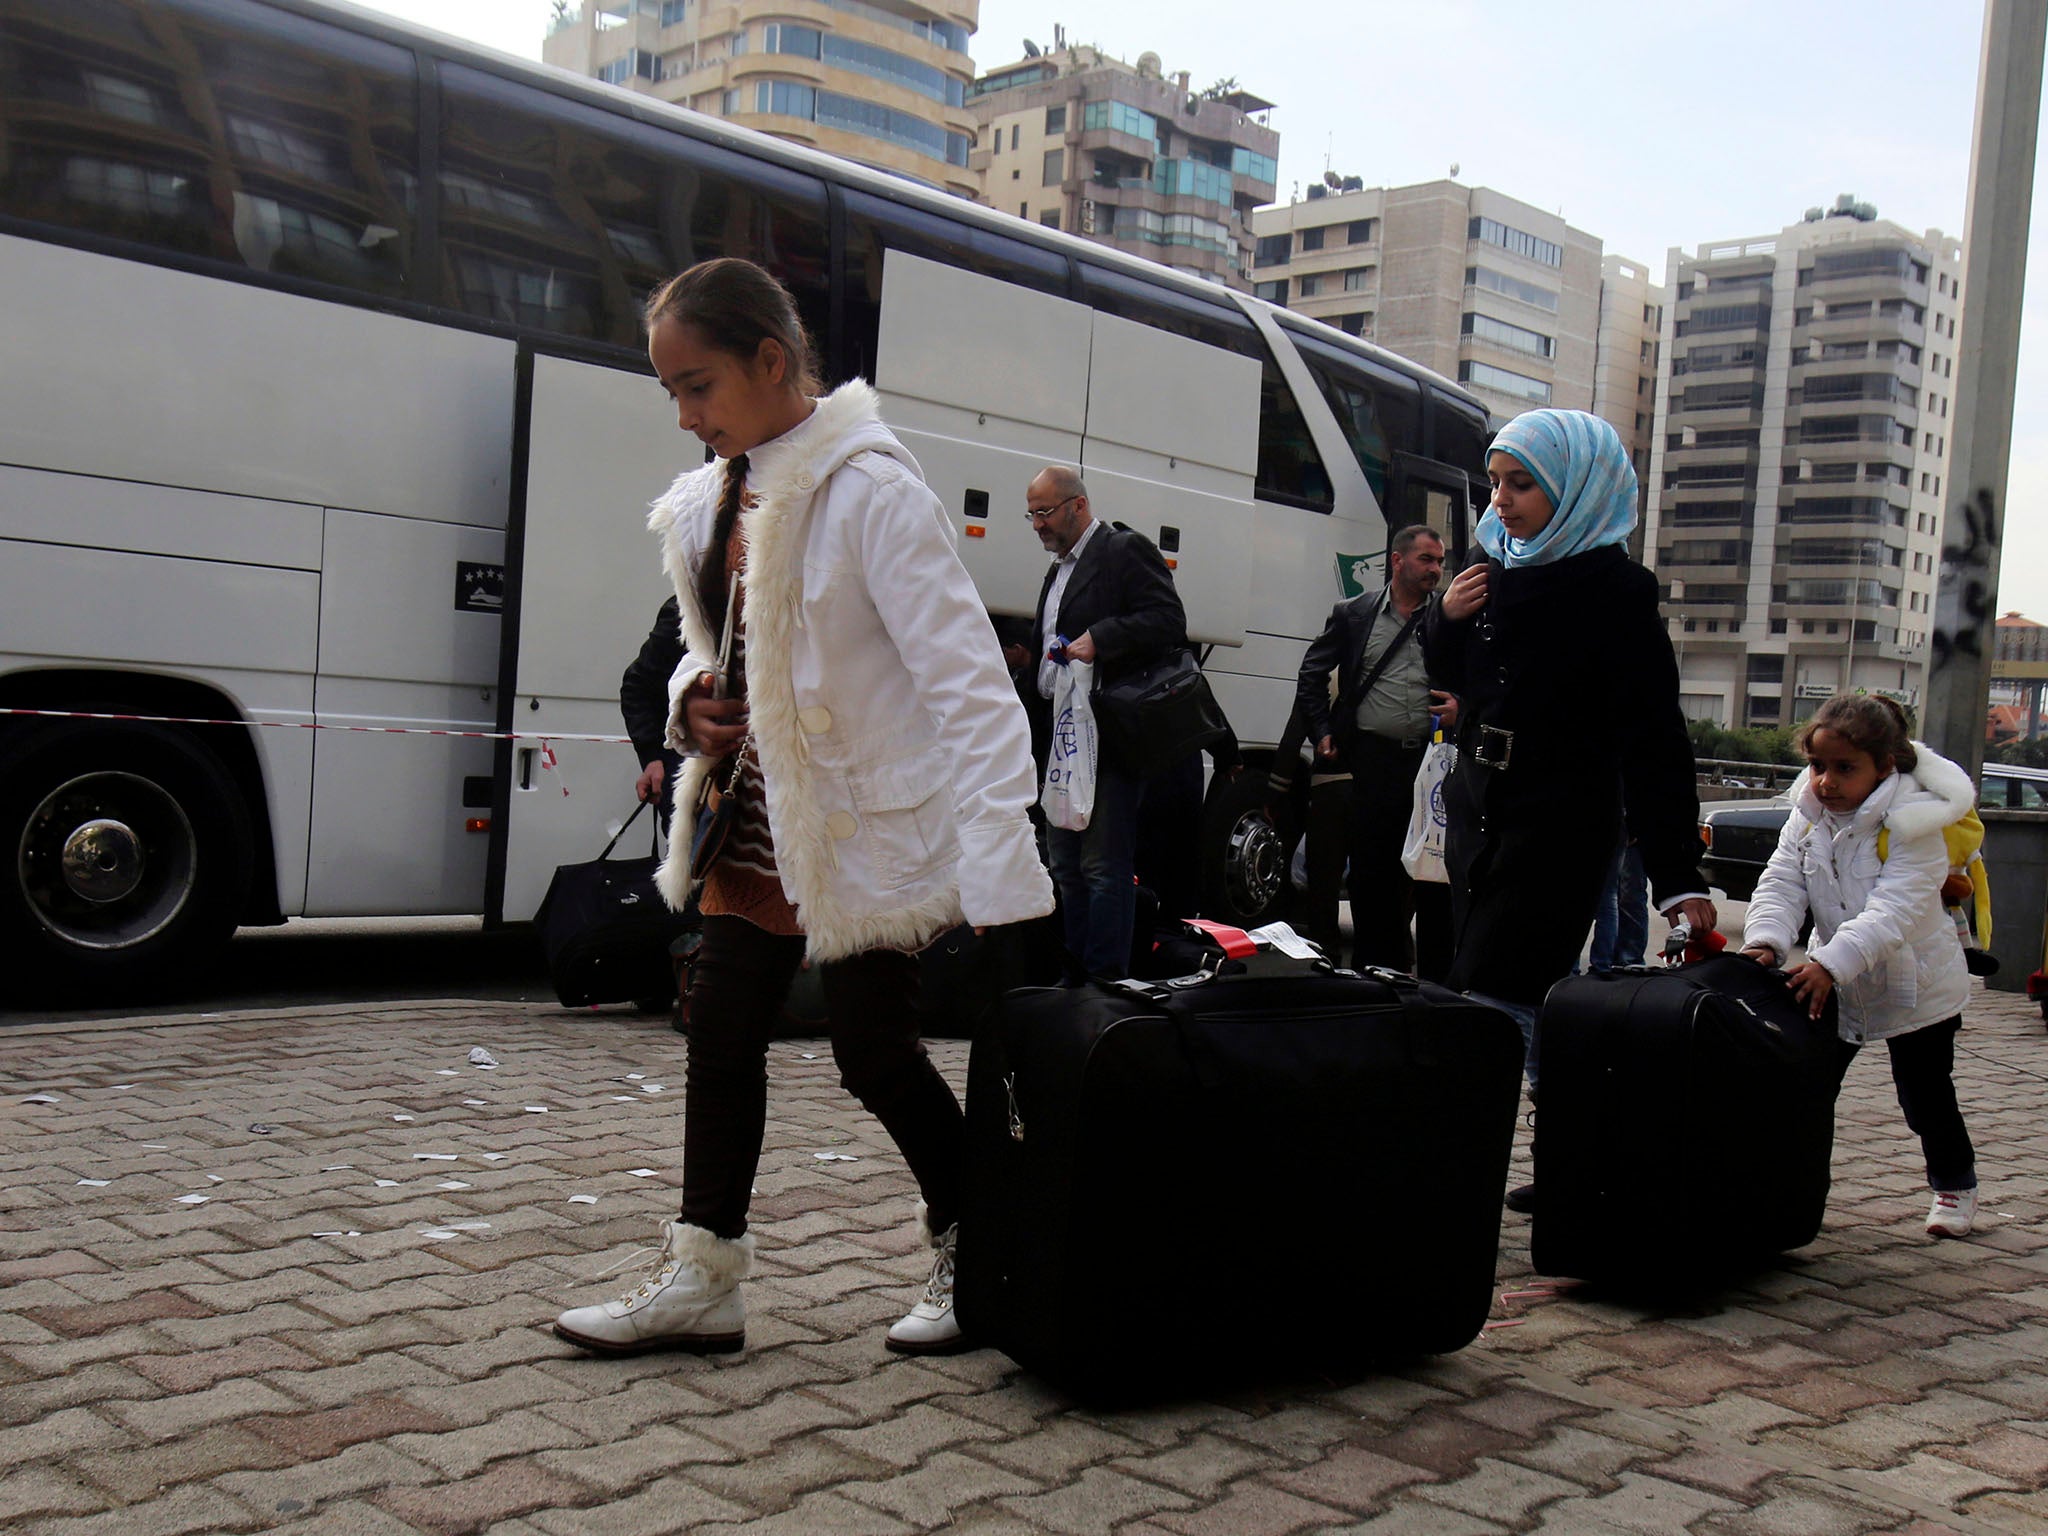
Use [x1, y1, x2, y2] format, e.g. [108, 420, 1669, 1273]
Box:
[1091, 650, 1231, 781]
[689, 747, 747, 884]
[533, 798, 696, 1009]
[1401, 740, 1455, 884]
[1039, 659, 1098, 831]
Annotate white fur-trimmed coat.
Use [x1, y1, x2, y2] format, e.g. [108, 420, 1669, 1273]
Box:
[1743, 743, 1974, 1043]
[649, 380, 1053, 961]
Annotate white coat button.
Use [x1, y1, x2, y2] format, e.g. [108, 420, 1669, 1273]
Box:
[826, 811, 858, 840]
[799, 706, 833, 734]
[796, 471, 815, 491]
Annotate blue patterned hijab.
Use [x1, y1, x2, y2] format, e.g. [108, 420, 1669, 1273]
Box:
[1475, 409, 1638, 569]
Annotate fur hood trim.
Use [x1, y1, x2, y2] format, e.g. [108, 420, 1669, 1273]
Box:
[1788, 737, 1976, 842]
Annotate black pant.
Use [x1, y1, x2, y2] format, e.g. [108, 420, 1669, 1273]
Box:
[1840, 1015, 1976, 1192]
[1343, 734, 1450, 977]
[679, 915, 965, 1238]
[1300, 778, 1353, 963]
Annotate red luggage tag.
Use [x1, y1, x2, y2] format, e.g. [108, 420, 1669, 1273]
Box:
[1180, 917, 1259, 959]
[1661, 920, 1727, 966]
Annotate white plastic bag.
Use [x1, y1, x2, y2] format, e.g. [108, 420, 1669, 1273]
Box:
[1401, 741, 1454, 883]
[1040, 660, 1097, 832]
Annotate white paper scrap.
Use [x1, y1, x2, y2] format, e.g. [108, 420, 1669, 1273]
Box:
[312, 1231, 363, 1238]
[569, 1194, 599, 1204]
[413, 1153, 459, 1161]
[1246, 921, 1323, 960]
[800, 1053, 818, 1061]
[23, 1094, 59, 1105]
[463, 1099, 488, 1108]
[419, 1227, 460, 1240]
[111, 1085, 135, 1091]
[437, 1180, 472, 1190]
[478, 1153, 508, 1162]
[76, 1178, 111, 1188]
[627, 1168, 659, 1178]
[812, 1152, 860, 1162]
[142, 1144, 168, 1150]
[625, 1073, 644, 1081]
[374, 1179, 401, 1188]
[446, 1220, 491, 1231]
[436, 1069, 458, 1076]
[610, 1096, 636, 1102]
[174, 1194, 209, 1205]
[322, 1165, 353, 1172]
[468, 1047, 499, 1069]
[391, 1114, 414, 1123]
[523, 1106, 548, 1114]
[640, 1084, 664, 1094]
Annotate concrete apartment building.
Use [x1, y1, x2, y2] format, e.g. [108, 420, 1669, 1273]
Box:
[1247, 181, 1603, 421]
[966, 46, 1278, 288]
[1593, 254, 1665, 522]
[542, 0, 980, 198]
[1645, 200, 1963, 728]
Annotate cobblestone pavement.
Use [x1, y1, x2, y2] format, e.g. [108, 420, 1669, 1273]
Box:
[3, 982, 2045, 1536]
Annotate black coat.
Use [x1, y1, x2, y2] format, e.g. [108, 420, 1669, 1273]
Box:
[1292, 587, 1429, 753]
[1027, 521, 1188, 770]
[1423, 546, 1704, 1005]
[620, 595, 683, 768]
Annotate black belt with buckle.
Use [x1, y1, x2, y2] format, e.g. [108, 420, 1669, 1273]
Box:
[1471, 724, 1515, 770]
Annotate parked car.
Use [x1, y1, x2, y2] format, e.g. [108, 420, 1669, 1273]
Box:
[1699, 761, 2048, 900]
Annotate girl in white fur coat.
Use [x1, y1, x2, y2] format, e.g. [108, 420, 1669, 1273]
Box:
[1741, 694, 1981, 1239]
[554, 259, 1052, 1361]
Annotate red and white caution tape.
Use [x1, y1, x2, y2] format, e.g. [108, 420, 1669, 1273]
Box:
[0, 706, 631, 746]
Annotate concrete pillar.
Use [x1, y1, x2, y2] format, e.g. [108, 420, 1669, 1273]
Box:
[1925, 0, 2047, 775]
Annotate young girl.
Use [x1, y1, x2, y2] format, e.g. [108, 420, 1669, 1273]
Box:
[1740, 694, 1980, 1238]
[553, 258, 1053, 1357]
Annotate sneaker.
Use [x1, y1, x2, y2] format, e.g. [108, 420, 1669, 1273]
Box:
[553, 1220, 751, 1355]
[1504, 1183, 1538, 1214]
[1927, 1188, 1977, 1239]
[886, 1204, 966, 1355]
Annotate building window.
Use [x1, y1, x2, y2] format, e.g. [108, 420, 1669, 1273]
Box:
[1039, 208, 1060, 230]
[1083, 99, 1157, 141]
[730, 30, 748, 56]
[660, 0, 688, 23]
[1230, 146, 1277, 183]
[1010, 124, 1020, 151]
[1771, 618, 1788, 634]
[1458, 360, 1552, 403]
[1337, 312, 1368, 336]
[1043, 148, 1064, 184]
[1347, 218, 1375, 244]
[1253, 232, 1290, 267]
[1299, 226, 1325, 253]
[1468, 215, 1563, 267]
[1467, 264, 1559, 312]
[1045, 104, 1066, 134]
[1254, 279, 1288, 304]
[1342, 266, 1372, 292]
[1463, 311, 1554, 358]
[1298, 274, 1320, 297]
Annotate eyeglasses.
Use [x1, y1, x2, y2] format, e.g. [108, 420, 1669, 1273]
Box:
[1024, 494, 1080, 524]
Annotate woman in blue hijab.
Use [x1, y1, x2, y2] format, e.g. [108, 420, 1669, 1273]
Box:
[1425, 410, 1714, 1085]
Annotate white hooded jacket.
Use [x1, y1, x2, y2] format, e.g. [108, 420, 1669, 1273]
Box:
[649, 380, 1053, 960]
[1743, 743, 1974, 1043]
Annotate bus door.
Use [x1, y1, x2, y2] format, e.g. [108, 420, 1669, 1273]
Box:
[491, 347, 683, 925]
[1388, 452, 1483, 569]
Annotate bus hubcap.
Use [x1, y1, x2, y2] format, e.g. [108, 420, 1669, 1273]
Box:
[62, 818, 144, 903]
[19, 773, 196, 949]
[1222, 808, 1286, 919]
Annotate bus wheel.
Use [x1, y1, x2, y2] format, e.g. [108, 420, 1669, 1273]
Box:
[0, 721, 252, 1004]
[1200, 770, 1292, 928]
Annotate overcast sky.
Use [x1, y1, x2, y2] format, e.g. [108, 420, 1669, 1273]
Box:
[366, 0, 2048, 622]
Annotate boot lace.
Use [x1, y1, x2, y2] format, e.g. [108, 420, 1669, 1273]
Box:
[594, 1239, 683, 1304]
[1933, 1191, 1962, 1210]
[920, 1235, 957, 1312]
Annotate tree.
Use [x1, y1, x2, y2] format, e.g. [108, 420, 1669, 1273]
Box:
[1200, 76, 1239, 100]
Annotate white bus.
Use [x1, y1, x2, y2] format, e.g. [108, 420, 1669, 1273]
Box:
[0, 0, 1495, 1000]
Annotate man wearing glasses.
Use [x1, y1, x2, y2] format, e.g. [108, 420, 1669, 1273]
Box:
[1014, 465, 1186, 978]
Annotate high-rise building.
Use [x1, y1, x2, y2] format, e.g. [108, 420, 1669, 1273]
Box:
[1592, 255, 1665, 529]
[1248, 181, 1602, 420]
[1645, 200, 1962, 728]
[541, 0, 980, 199]
[965, 47, 1278, 288]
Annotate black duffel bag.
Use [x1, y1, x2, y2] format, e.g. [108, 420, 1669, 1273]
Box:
[533, 799, 696, 1009]
[1092, 649, 1231, 780]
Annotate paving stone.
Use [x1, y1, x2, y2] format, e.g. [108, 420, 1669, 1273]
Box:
[1532, 1470, 1742, 1533]
[1265, 1445, 1440, 1512]
[244, 1392, 459, 1460]
[1407, 1454, 1585, 1526]
[837, 1448, 1041, 1527]
[0, 1464, 107, 1523]
[0, 1407, 130, 1464]
[1107, 1432, 1280, 1497]
[524, 1476, 754, 1535]
[1149, 1483, 1351, 1536]
[15, 1484, 267, 1536]
[691, 1489, 920, 1535]
[373, 1461, 599, 1534]
[996, 1463, 1200, 1536]
[128, 1337, 323, 1394]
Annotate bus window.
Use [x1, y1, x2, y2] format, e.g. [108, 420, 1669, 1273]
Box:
[1078, 264, 1261, 359]
[1430, 387, 1493, 477]
[439, 65, 828, 350]
[840, 189, 1069, 382]
[1255, 359, 1334, 512]
[0, 0, 416, 299]
[1294, 336, 1422, 507]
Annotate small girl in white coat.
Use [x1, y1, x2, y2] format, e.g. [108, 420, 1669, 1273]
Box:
[1741, 694, 1980, 1238]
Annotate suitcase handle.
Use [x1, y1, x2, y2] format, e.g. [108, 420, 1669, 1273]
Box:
[598, 797, 658, 862]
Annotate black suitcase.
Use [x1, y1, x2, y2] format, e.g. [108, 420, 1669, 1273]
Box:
[957, 954, 1525, 1399]
[1531, 954, 1845, 1284]
[532, 801, 696, 1009]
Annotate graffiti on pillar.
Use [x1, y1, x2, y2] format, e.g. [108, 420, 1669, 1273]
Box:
[1930, 486, 1999, 676]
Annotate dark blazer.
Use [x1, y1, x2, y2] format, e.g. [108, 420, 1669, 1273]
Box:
[619, 595, 683, 769]
[1293, 587, 1427, 752]
[1027, 520, 1187, 765]
[1423, 546, 1705, 1005]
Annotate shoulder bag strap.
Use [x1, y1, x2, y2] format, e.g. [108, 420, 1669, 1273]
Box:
[1344, 596, 1424, 718]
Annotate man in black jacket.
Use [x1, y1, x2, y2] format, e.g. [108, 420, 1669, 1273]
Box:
[1293, 525, 1457, 975]
[1012, 465, 1186, 977]
[620, 595, 684, 832]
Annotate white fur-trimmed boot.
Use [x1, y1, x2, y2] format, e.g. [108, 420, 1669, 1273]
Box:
[885, 1201, 966, 1355]
[553, 1220, 751, 1355]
